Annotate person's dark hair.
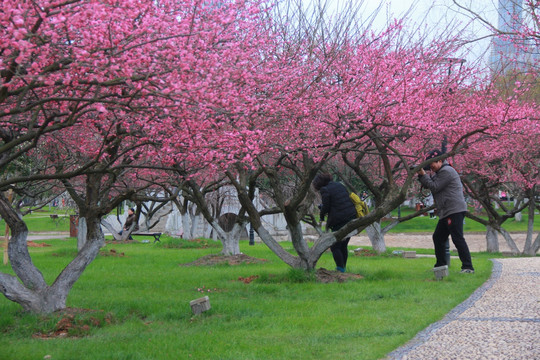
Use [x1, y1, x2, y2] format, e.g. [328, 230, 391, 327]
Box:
[129, 208, 135, 212]
[312, 173, 332, 191]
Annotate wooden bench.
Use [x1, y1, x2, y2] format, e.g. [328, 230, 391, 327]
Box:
[130, 232, 162, 243]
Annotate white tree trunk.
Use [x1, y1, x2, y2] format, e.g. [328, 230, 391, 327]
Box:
[0, 214, 104, 314]
[366, 222, 387, 253]
[499, 228, 521, 254]
[220, 223, 243, 256]
[256, 225, 302, 268]
[526, 232, 540, 255]
[205, 219, 243, 256]
[77, 217, 88, 251]
[100, 219, 134, 241]
[485, 225, 499, 253]
[190, 214, 200, 238]
[181, 213, 192, 239]
[202, 221, 212, 239]
[523, 199, 538, 255]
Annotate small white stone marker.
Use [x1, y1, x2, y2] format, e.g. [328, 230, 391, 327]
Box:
[432, 265, 448, 280]
[403, 251, 416, 258]
[190, 296, 211, 315]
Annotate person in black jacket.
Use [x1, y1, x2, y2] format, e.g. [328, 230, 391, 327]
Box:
[120, 208, 138, 240]
[312, 173, 357, 272]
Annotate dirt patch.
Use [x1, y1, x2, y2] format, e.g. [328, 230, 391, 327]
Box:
[33, 308, 113, 339]
[187, 238, 220, 248]
[27, 241, 51, 247]
[316, 268, 363, 283]
[352, 248, 378, 257]
[238, 275, 260, 284]
[99, 248, 125, 257]
[1, 241, 51, 248]
[181, 254, 267, 267]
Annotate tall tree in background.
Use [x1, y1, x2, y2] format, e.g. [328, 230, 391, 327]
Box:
[459, 114, 539, 255]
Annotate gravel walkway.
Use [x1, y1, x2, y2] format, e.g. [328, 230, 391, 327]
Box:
[385, 257, 540, 360]
[349, 232, 530, 253]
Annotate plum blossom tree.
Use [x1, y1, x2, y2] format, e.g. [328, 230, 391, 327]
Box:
[458, 114, 539, 255]
[449, 0, 539, 255]
[182, 11, 530, 269]
[0, 0, 274, 313]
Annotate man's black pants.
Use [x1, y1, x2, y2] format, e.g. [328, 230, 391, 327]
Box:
[433, 211, 474, 270]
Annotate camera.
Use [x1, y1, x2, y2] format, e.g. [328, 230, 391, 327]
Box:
[410, 164, 431, 171]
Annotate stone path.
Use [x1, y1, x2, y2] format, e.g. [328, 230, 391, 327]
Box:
[27, 232, 70, 241]
[349, 232, 530, 253]
[385, 257, 540, 360]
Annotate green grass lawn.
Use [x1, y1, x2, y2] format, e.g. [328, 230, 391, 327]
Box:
[0, 237, 497, 360]
[0, 208, 75, 232]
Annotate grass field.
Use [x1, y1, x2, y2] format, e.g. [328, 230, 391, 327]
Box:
[0, 207, 537, 359]
[0, 237, 498, 360]
[2, 206, 538, 234]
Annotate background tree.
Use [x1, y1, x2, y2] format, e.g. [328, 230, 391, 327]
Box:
[458, 114, 539, 255]
[189, 13, 524, 269]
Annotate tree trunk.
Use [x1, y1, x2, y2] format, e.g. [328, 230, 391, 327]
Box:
[366, 222, 387, 253]
[485, 225, 499, 253]
[181, 212, 192, 239]
[101, 219, 122, 241]
[204, 219, 242, 256]
[523, 196, 537, 255]
[255, 225, 302, 268]
[191, 213, 201, 238]
[499, 228, 521, 254]
[0, 211, 104, 313]
[220, 222, 243, 255]
[77, 216, 88, 251]
[289, 223, 311, 264]
[527, 232, 540, 255]
[202, 221, 212, 239]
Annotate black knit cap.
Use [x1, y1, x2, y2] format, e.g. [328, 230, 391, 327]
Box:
[424, 149, 443, 170]
[312, 173, 332, 191]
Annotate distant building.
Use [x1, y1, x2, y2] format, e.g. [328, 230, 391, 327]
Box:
[489, 0, 539, 75]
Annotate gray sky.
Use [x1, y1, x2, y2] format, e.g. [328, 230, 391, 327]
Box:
[371, 0, 499, 64]
[303, 0, 501, 65]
